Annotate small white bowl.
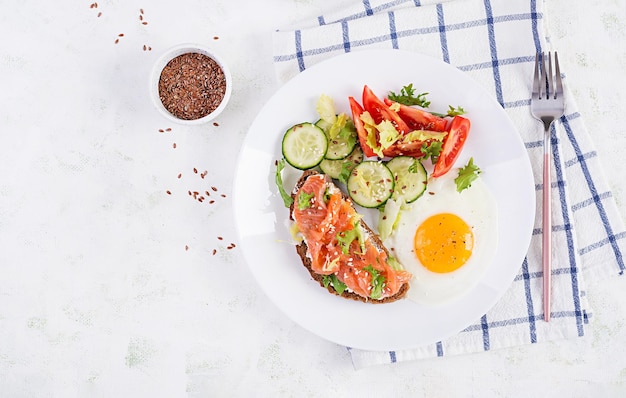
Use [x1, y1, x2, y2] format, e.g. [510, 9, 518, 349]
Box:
[150, 43, 232, 125]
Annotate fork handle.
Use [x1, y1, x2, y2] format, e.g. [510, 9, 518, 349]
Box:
[543, 125, 552, 322]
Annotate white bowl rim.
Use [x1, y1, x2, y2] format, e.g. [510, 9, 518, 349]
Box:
[150, 43, 232, 125]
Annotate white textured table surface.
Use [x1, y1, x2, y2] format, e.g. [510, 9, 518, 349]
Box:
[1, 1, 625, 396]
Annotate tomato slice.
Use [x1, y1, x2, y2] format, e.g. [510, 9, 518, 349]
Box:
[362, 85, 410, 135]
[348, 96, 377, 158]
[383, 99, 448, 132]
[431, 116, 470, 178]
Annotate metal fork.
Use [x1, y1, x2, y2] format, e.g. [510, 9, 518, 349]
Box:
[530, 51, 565, 322]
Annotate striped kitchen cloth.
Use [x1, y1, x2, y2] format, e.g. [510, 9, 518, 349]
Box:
[272, 0, 626, 369]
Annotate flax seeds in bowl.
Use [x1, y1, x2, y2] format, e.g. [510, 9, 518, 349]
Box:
[151, 44, 232, 124]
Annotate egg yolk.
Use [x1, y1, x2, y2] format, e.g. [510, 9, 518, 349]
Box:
[413, 213, 474, 273]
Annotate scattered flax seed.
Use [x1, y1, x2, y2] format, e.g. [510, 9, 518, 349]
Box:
[200, 171, 208, 179]
[213, 122, 219, 126]
[166, 128, 172, 132]
[198, 196, 205, 202]
[140, 8, 144, 14]
[166, 190, 171, 195]
[97, 12, 102, 17]
[213, 36, 219, 40]
[142, 21, 148, 25]
[118, 33, 124, 37]
[158, 128, 164, 132]
[205, 191, 210, 196]
[217, 236, 223, 240]
[209, 200, 215, 204]
[177, 173, 182, 179]
[221, 194, 226, 198]
[143, 45, 147, 51]
[185, 245, 189, 251]
[114, 39, 119, 44]
[172, 143, 177, 148]
[139, 15, 144, 21]
[227, 243, 236, 250]
[193, 168, 198, 174]
[212, 249, 217, 255]
[188, 190, 192, 196]
[211, 186, 218, 192]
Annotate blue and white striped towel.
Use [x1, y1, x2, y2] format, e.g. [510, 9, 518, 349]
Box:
[272, 0, 626, 369]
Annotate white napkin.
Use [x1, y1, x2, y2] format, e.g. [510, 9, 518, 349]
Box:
[272, 0, 626, 369]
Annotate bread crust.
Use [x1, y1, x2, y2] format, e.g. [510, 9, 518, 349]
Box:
[290, 170, 409, 303]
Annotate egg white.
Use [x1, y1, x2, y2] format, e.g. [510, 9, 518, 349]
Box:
[384, 170, 498, 305]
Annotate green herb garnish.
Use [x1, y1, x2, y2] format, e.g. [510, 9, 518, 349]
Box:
[388, 84, 431, 108]
[363, 265, 386, 299]
[455, 157, 481, 192]
[432, 105, 466, 118]
[420, 141, 443, 163]
[322, 274, 347, 295]
[298, 191, 315, 210]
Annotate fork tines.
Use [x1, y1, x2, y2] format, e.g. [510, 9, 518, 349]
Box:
[533, 52, 563, 101]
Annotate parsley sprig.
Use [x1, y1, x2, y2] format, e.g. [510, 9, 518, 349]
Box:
[388, 83, 430, 108]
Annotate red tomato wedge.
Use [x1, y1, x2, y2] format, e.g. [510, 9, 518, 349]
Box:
[383, 99, 448, 132]
[432, 116, 470, 178]
[362, 85, 410, 135]
[348, 96, 377, 158]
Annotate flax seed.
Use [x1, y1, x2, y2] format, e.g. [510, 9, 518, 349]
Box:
[158, 52, 227, 120]
[172, 143, 176, 148]
[97, 12, 102, 17]
[177, 173, 182, 179]
[166, 190, 171, 195]
[142, 21, 148, 25]
[211, 186, 217, 191]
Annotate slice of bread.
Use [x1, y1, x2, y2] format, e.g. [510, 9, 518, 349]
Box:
[290, 170, 410, 303]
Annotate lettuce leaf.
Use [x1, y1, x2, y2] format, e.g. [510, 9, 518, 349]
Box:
[275, 159, 294, 208]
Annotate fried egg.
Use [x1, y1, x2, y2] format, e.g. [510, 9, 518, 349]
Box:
[384, 170, 498, 305]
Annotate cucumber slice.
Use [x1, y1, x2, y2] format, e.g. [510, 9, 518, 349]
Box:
[315, 118, 332, 132]
[347, 161, 394, 208]
[386, 156, 427, 203]
[316, 118, 358, 160]
[319, 146, 364, 181]
[282, 123, 328, 170]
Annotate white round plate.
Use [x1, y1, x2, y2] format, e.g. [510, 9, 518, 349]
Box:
[233, 49, 535, 351]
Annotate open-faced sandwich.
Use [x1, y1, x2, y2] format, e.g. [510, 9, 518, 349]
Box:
[289, 170, 412, 303]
